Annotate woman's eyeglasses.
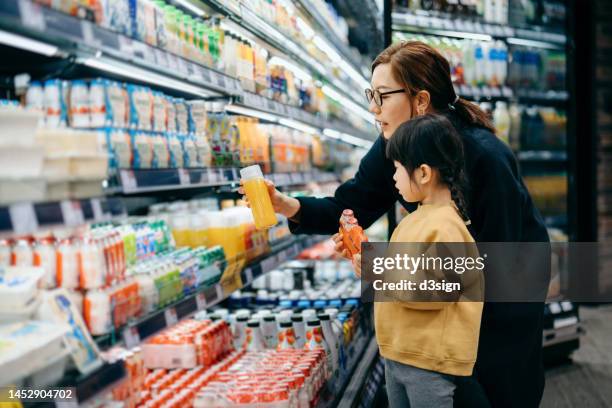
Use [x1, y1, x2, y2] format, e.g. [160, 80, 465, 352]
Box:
[365, 88, 406, 107]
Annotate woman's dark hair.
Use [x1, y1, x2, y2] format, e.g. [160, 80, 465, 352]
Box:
[386, 114, 470, 222]
[372, 41, 495, 133]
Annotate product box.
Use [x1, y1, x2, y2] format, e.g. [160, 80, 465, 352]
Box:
[130, 130, 153, 169]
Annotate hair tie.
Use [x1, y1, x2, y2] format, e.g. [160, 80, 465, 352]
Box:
[448, 95, 459, 111]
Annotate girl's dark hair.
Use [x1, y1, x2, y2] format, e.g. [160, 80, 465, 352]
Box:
[386, 114, 470, 222]
[372, 41, 495, 133]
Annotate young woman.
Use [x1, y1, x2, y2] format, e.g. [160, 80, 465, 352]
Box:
[353, 114, 484, 408]
[241, 41, 548, 407]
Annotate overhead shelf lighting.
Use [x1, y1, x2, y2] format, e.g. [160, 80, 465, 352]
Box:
[323, 128, 373, 149]
[279, 118, 319, 135]
[0, 30, 60, 57]
[225, 104, 278, 122]
[322, 85, 375, 125]
[313, 35, 370, 90]
[174, 0, 206, 16]
[79, 55, 219, 98]
[506, 37, 563, 50]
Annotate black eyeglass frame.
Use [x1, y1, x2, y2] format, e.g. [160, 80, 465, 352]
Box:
[365, 88, 407, 107]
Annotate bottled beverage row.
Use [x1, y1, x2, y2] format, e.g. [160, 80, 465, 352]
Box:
[30, 0, 366, 126]
[393, 0, 566, 30]
[394, 34, 566, 91]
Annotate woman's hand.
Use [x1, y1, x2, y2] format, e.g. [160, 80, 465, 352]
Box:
[352, 254, 362, 279]
[238, 179, 301, 219]
[332, 232, 351, 259]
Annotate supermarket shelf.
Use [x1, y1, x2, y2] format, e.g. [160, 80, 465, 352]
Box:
[59, 360, 126, 404]
[295, 0, 367, 76]
[0, 0, 236, 98]
[392, 10, 566, 47]
[0, 0, 372, 142]
[454, 84, 514, 100]
[518, 150, 568, 162]
[207, 0, 368, 102]
[112, 168, 339, 195]
[454, 85, 568, 104]
[515, 89, 569, 104]
[336, 337, 382, 408]
[237, 92, 374, 142]
[316, 332, 373, 408]
[0, 197, 126, 236]
[100, 234, 327, 350]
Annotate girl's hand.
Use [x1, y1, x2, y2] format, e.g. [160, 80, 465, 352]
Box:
[332, 232, 351, 259]
[352, 254, 362, 279]
[238, 179, 301, 219]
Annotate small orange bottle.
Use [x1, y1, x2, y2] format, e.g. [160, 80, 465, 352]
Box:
[339, 210, 367, 257]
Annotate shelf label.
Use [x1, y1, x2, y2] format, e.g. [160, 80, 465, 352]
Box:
[260, 255, 277, 274]
[123, 326, 141, 349]
[91, 199, 104, 221]
[60, 200, 84, 227]
[154, 49, 169, 69]
[120, 169, 138, 192]
[9, 203, 38, 235]
[164, 307, 178, 327]
[178, 169, 190, 186]
[215, 73, 226, 88]
[196, 291, 206, 310]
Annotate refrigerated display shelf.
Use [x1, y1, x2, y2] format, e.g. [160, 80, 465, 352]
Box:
[95, 234, 328, 350]
[58, 360, 126, 406]
[111, 168, 339, 195]
[295, 0, 366, 74]
[518, 151, 568, 162]
[0, 197, 126, 236]
[315, 332, 373, 408]
[336, 337, 382, 408]
[392, 10, 566, 46]
[0, 0, 371, 142]
[206, 0, 369, 102]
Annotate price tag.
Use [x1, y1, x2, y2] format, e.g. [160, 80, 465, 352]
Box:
[217, 168, 226, 181]
[216, 73, 227, 88]
[167, 54, 179, 72]
[123, 326, 141, 349]
[242, 267, 254, 286]
[178, 169, 190, 186]
[154, 49, 169, 68]
[60, 200, 84, 227]
[464, 20, 476, 33]
[502, 86, 513, 98]
[261, 255, 277, 274]
[196, 292, 206, 310]
[81, 20, 95, 46]
[91, 199, 104, 221]
[455, 20, 466, 32]
[200, 68, 212, 84]
[473, 22, 484, 34]
[442, 19, 454, 30]
[267, 98, 276, 111]
[405, 14, 418, 26]
[9, 203, 38, 235]
[165, 307, 178, 327]
[548, 302, 562, 314]
[207, 168, 217, 184]
[177, 58, 190, 77]
[120, 169, 138, 192]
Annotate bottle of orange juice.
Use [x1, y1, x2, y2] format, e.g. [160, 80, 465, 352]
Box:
[240, 165, 278, 230]
[339, 210, 367, 257]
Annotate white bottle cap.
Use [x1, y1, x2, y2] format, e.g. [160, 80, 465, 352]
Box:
[240, 164, 263, 180]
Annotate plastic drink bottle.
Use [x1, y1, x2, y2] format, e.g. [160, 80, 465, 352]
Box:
[240, 165, 278, 229]
[340, 216, 368, 257]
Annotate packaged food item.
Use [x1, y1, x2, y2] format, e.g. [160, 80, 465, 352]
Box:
[69, 80, 90, 128]
[89, 78, 107, 127]
[107, 81, 129, 127]
[168, 133, 184, 168]
[103, 0, 133, 36]
[57, 238, 79, 289]
[151, 132, 170, 168]
[33, 238, 57, 289]
[166, 96, 177, 133]
[131, 130, 154, 169]
[25, 81, 44, 112]
[188, 100, 207, 135]
[134, 0, 158, 46]
[240, 165, 278, 230]
[105, 128, 133, 171]
[182, 135, 198, 168]
[152, 91, 167, 132]
[195, 136, 212, 167]
[128, 85, 153, 130]
[44, 79, 67, 127]
[175, 98, 189, 134]
[37, 288, 102, 374]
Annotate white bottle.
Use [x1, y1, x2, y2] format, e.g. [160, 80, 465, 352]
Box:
[474, 42, 485, 86]
[496, 41, 508, 87]
[261, 315, 279, 349]
[496, 0, 508, 24]
[292, 314, 307, 348]
[319, 314, 339, 380]
[493, 101, 511, 145]
[246, 319, 266, 351]
[462, 41, 476, 86]
[484, 42, 495, 86]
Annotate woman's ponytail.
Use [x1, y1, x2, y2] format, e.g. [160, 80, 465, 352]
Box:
[452, 97, 495, 134]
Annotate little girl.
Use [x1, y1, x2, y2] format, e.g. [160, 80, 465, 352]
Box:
[354, 114, 484, 408]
